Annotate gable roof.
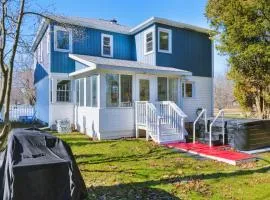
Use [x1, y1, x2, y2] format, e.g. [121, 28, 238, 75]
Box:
[32, 15, 210, 51]
[69, 54, 192, 77]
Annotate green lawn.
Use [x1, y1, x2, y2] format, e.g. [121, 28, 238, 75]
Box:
[55, 132, 270, 200]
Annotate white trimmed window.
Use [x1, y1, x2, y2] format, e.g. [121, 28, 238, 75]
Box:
[144, 28, 154, 55]
[182, 82, 194, 98]
[106, 74, 132, 107]
[158, 27, 172, 53]
[56, 80, 71, 102]
[54, 26, 72, 52]
[157, 77, 178, 103]
[101, 34, 113, 57]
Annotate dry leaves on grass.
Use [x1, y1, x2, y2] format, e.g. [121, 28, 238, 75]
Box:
[173, 178, 212, 198]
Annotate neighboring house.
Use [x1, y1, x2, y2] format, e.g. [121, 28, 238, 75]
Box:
[32, 15, 213, 143]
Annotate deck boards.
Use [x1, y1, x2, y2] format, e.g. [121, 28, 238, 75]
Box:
[165, 142, 256, 165]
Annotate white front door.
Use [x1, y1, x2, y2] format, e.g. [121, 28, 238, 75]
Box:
[135, 74, 156, 102]
[139, 79, 150, 101]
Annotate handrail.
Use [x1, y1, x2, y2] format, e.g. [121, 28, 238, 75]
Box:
[209, 109, 224, 147]
[193, 108, 207, 144]
[168, 101, 188, 118]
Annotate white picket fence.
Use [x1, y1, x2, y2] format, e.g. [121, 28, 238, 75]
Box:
[0, 105, 34, 122]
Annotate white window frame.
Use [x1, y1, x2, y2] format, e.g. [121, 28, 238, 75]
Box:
[182, 82, 195, 98]
[39, 41, 43, 62]
[101, 33, 113, 57]
[54, 25, 73, 52]
[47, 30, 50, 54]
[144, 27, 155, 55]
[158, 27, 172, 54]
[56, 80, 72, 102]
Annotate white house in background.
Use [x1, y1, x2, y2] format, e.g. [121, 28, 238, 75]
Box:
[32, 15, 213, 143]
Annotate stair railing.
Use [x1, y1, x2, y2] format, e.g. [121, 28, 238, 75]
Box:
[209, 109, 224, 147]
[193, 108, 207, 144]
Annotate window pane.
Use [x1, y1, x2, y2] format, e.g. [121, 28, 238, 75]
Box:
[86, 77, 91, 107]
[121, 75, 132, 107]
[158, 77, 167, 101]
[92, 75, 97, 107]
[169, 78, 178, 103]
[139, 79, 149, 101]
[57, 30, 69, 50]
[146, 32, 153, 53]
[103, 46, 111, 55]
[80, 79, 85, 106]
[56, 80, 71, 102]
[185, 83, 193, 97]
[106, 74, 119, 107]
[76, 80, 79, 104]
[160, 31, 169, 50]
[102, 35, 112, 56]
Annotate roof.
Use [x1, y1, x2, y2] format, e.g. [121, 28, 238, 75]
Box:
[48, 15, 131, 34]
[32, 15, 210, 51]
[68, 54, 192, 77]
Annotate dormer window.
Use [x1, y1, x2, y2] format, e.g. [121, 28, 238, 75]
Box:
[144, 28, 154, 55]
[158, 28, 172, 53]
[54, 26, 72, 52]
[101, 34, 113, 57]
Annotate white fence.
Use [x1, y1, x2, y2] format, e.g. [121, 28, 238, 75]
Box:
[0, 105, 34, 122]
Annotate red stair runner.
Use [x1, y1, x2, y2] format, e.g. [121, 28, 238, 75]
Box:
[165, 142, 255, 165]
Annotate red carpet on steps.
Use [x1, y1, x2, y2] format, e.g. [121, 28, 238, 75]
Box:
[165, 142, 255, 165]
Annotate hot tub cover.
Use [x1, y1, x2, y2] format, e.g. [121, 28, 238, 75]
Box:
[0, 128, 87, 200]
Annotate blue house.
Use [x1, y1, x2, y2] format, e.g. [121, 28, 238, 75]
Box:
[32, 15, 213, 143]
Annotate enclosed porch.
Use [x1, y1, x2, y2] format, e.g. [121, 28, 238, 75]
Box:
[68, 54, 191, 141]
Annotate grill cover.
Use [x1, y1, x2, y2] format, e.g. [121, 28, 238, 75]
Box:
[0, 128, 87, 200]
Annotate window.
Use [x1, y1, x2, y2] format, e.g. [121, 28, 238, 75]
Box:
[54, 26, 72, 52]
[183, 82, 194, 98]
[85, 75, 98, 107]
[106, 74, 133, 107]
[158, 77, 167, 101]
[169, 78, 178, 102]
[106, 74, 119, 107]
[56, 80, 71, 102]
[158, 28, 172, 53]
[101, 34, 113, 57]
[76, 80, 79, 105]
[120, 75, 132, 107]
[158, 77, 178, 103]
[79, 79, 85, 106]
[139, 79, 149, 101]
[144, 28, 154, 55]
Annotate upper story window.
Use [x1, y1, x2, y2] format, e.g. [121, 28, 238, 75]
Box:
[144, 28, 154, 55]
[158, 28, 172, 54]
[54, 26, 72, 52]
[101, 34, 113, 57]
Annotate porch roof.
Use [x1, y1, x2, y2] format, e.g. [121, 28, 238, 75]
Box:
[68, 54, 192, 77]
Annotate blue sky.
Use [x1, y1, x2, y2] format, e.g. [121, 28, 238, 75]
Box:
[39, 0, 227, 75]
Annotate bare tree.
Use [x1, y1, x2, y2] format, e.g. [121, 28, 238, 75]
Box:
[0, 0, 53, 149]
[214, 74, 235, 109]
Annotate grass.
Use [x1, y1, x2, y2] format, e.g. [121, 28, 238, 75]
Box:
[55, 132, 270, 200]
[1, 123, 270, 199]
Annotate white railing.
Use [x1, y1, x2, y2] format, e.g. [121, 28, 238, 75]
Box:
[155, 101, 187, 140]
[146, 103, 161, 142]
[135, 101, 160, 143]
[209, 109, 225, 147]
[193, 108, 207, 144]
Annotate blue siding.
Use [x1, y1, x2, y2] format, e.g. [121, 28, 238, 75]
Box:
[155, 24, 212, 77]
[34, 63, 48, 84]
[35, 76, 49, 124]
[50, 23, 136, 73]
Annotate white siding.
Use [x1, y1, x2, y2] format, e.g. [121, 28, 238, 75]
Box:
[75, 107, 100, 138]
[135, 25, 156, 65]
[99, 108, 134, 139]
[182, 76, 213, 122]
[50, 103, 74, 126]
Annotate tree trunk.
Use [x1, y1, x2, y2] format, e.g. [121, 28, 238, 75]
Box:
[0, 71, 8, 112]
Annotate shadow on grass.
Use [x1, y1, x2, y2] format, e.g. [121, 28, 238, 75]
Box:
[87, 165, 270, 200]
